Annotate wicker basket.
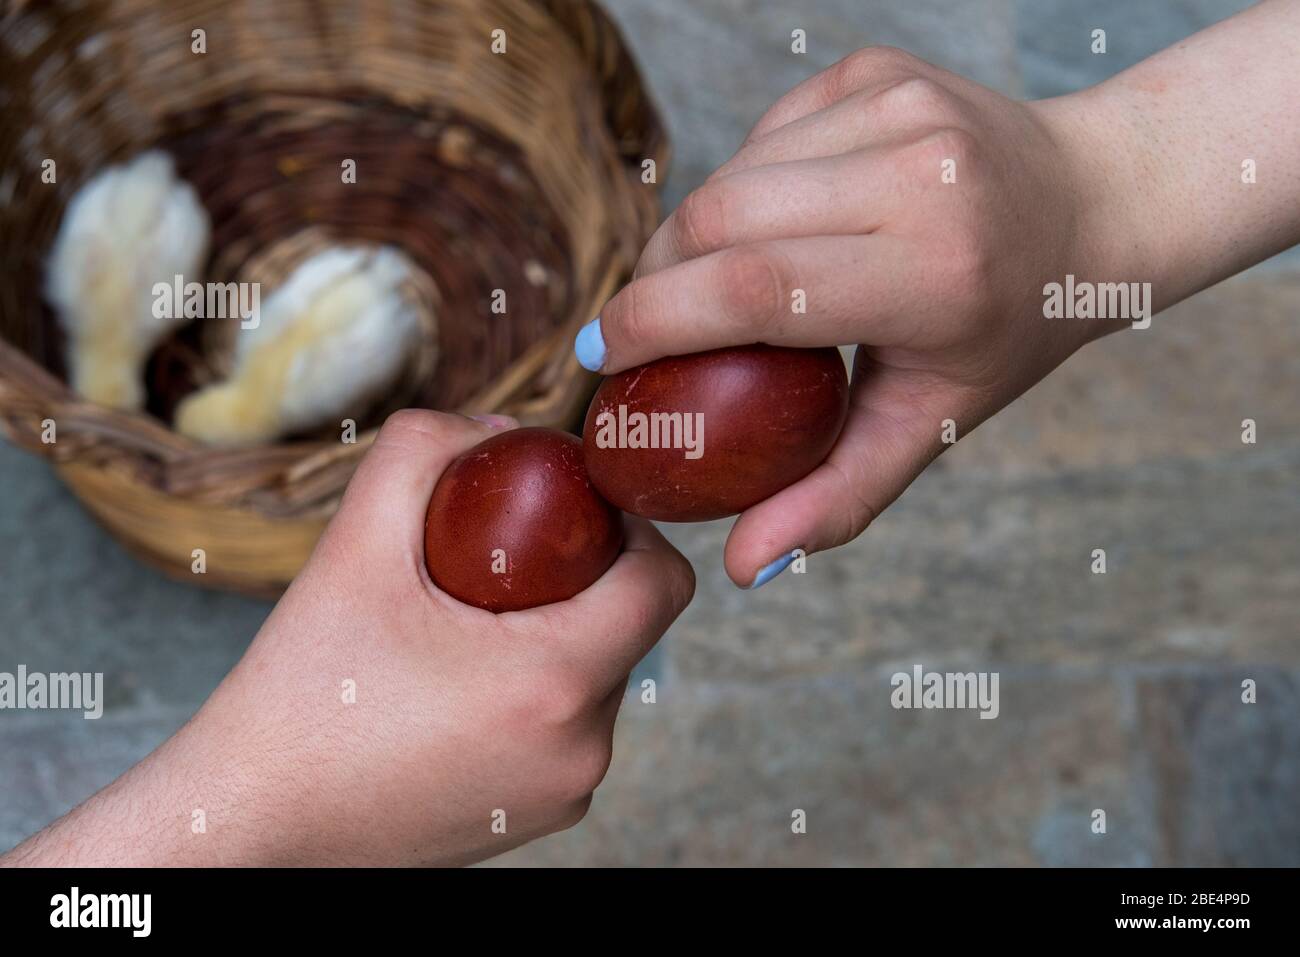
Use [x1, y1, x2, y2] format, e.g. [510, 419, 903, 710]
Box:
[0, 0, 667, 596]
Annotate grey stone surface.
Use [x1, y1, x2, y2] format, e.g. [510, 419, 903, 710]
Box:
[2, 0, 1297, 865]
[486, 669, 1160, 867]
[0, 446, 270, 852]
[490, 663, 1300, 867]
[0, 706, 194, 852]
[1, 449, 271, 712]
[1132, 670, 1300, 866]
[602, 0, 1019, 209]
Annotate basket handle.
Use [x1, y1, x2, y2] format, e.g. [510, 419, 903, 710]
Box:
[0, 340, 192, 462]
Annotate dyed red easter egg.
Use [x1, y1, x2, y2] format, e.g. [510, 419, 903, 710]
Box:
[582, 344, 850, 522]
[424, 427, 623, 612]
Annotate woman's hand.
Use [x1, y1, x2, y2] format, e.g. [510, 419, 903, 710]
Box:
[4, 411, 694, 867]
[576, 0, 1300, 588]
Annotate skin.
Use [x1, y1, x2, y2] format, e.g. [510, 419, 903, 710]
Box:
[5, 1, 1299, 867]
[586, 0, 1300, 587]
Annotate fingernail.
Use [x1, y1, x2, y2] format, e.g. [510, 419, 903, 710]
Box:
[469, 414, 518, 429]
[574, 317, 606, 372]
[748, 549, 801, 590]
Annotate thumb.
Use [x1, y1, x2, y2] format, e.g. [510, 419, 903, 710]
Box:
[333, 410, 518, 555]
[723, 362, 965, 588]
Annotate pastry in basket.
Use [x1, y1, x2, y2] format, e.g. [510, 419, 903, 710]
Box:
[44, 150, 211, 411]
[175, 245, 426, 447]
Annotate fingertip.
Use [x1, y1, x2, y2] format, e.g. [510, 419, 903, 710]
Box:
[372, 408, 493, 449]
[723, 496, 809, 588]
[722, 536, 756, 589]
[746, 549, 801, 589]
[724, 543, 795, 590]
[574, 317, 607, 372]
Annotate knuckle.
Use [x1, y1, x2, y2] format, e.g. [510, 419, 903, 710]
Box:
[667, 553, 697, 615]
[674, 184, 732, 257]
[863, 45, 920, 71]
[632, 224, 671, 280]
[825, 458, 880, 545]
[896, 127, 980, 188]
[829, 50, 873, 98]
[631, 252, 653, 282]
[602, 277, 655, 353]
[551, 794, 594, 832]
[832, 46, 918, 97]
[918, 126, 979, 167]
[875, 76, 954, 122]
[716, 245, 792, 334]
[744, 101, 788, 144]
[560, 739, 614, 802]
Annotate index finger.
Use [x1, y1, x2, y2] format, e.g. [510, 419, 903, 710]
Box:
[577, 234, 928, 375]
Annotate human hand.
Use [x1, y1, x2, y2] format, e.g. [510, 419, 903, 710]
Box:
[576, 2, 1300, 588]
[576, 47, 1124, 588]
[3, 411, 694, 867]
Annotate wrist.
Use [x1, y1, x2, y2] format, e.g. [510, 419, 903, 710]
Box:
[1030, 89, 1163, 342]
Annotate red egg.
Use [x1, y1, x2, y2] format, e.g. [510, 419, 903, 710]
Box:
[424, 427, 623, 612]
[582, 344, 850, 522]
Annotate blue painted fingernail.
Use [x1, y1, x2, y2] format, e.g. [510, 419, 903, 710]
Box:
[574, 317, 606, 372]
[748, 549, 800, 590]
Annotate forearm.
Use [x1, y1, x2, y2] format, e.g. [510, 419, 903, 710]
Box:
[1039, 0, 1300, 311]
